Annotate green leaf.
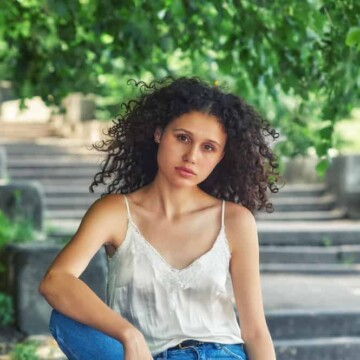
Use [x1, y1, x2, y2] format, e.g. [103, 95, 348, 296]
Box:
[346, 27, 360, 47]
[316, 158, 329, 177]
[319, 125, 333, 140]
[315, 142, 329, 157]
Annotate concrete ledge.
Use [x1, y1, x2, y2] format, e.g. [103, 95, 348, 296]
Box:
[260, 246, 338, 264]
[267, 309, 360, 339]
[257, 208, 346, 221]
[258, 224, 360, 246]
[274, 337, 360, 360]
[260, 263, 360, 275]
[3, 242, 107, 335]
[260, 245, 360, 264]
[262, 273, 360, 311]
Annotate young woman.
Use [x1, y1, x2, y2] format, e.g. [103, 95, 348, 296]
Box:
[39, 77, 279, 360]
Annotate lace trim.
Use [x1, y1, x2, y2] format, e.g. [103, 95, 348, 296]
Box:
[130, 220, 229, 288]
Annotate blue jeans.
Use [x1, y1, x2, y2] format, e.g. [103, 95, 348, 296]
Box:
[49, 310, 248, 359]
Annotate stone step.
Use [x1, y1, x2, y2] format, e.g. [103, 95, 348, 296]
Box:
[270, 194, 336, 212]
[0, 125, 59, 139]
[8, 162, 100, 170]
[258, 221, 360, 245]
[46, 197, 95, 209]
[260, 263, 360, 274]
[262, 273, 360, 311]
[37, 178, 99, 186]
[7, 154, 101, 165]
[274, 337, 360, 360]
[8, 167, 99, 179]
[0, 131, 57, 139]
[43, 184, 103, 196]
[267, 309, 360, 340]
[0, 123, 52, 127]
[260, 245, 360, 264]
[0, 142, 95, 155]
[256, 208, 346, 221]
[45, 209, 87, 220]
[270, 184, 326, 198]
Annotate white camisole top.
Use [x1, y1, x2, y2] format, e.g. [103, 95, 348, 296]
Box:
[106, 196, 243, 355]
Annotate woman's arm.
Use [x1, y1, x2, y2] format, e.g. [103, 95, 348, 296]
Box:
[226, 203, 276, 360]
[39, 195, 151, 358]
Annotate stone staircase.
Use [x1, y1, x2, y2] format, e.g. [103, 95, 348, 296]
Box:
[259, 190, 360, 359]
[0, 122, 58, 140]
[1, 136, 360, 359]
[258, 184, 346, 221]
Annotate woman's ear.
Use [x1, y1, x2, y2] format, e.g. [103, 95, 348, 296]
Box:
[154, 127, 163, 143]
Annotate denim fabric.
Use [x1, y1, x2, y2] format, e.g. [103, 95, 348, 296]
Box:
[49, 309, 248, 359]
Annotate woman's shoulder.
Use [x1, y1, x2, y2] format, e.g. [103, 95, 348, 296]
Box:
[81, 194, 130, 248]
[87, 193, 128, 221]
[223, 200, 256, 229]
[224, 200, 253, 215]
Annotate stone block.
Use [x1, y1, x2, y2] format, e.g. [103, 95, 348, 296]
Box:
[326, 155, 360, 218]
[63, 93, 95, 124]
[4, 242, 107, 335]
[282, 156, 322, 184]
[0, 181, 44, 232]
[0, 147, 6, 179]
[0, 97, 51, 122]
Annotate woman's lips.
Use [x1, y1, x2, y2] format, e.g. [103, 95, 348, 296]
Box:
[175, 167, 196, 177]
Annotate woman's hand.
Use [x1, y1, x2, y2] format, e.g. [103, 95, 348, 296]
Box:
[122, 327, 153, 360]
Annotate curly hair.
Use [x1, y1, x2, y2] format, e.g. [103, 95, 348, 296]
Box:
[90, 77, 279, 213]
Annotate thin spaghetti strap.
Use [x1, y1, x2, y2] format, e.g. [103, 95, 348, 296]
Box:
[221, 200, 225, 228]
[123, 195, 132, 222]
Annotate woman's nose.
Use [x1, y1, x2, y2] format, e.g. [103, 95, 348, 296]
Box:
[183, 146, 197, 164]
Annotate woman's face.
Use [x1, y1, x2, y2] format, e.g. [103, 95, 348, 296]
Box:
[154, 111, 227, 187]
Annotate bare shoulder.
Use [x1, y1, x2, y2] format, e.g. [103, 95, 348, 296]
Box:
[80, 194, 126, 226]
[76, 193, 128, 245]
[224, 201, 256, 227]
[224, 201, 258, 253]
[88, 193, 127, 218]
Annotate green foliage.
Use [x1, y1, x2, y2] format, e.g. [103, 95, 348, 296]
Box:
[10, 340, 39, 360]
[0, 210, 36, 327]
[321, 235, 333, 247]
[0, 0, 359, 160]
[340, 255, 356, 265]
[346, 26, 360, 50]
[0, 291, 14, 326]
[0, 210, 36, 247]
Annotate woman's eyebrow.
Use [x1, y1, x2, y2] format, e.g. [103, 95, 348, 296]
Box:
[172, 128, 221, 146]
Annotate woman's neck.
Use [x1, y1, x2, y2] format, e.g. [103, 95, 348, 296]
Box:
[137, 177, 209, 221]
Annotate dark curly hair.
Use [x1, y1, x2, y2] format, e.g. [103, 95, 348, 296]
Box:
[90, 77, 279, 212]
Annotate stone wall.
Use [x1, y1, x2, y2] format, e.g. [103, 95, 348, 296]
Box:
[3, 242, 107, 334]
[326, 155, 360, 219]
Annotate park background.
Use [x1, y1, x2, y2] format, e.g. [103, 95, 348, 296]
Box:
[0, 0, 360, 359]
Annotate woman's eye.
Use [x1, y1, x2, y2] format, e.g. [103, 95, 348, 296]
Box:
[204, 144, 215, 151]
[177, 134, 189, 142]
